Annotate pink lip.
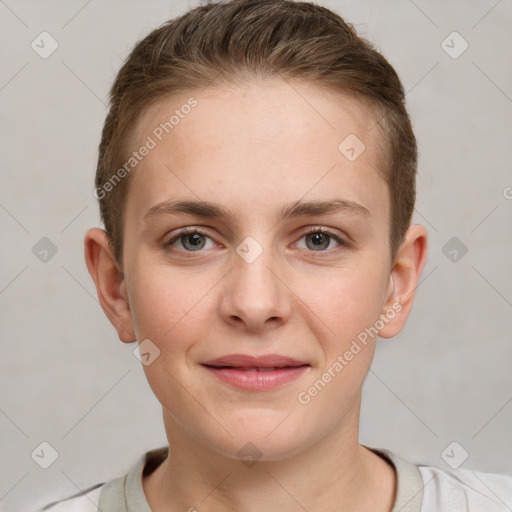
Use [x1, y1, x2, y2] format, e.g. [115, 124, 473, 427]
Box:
[202, 353, 308, 368]
[201, 353, 310, 391]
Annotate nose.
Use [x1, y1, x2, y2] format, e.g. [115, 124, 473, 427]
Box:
[219, 241, 292, 333]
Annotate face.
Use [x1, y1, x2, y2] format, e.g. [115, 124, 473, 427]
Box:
[100, 79, 414, 461]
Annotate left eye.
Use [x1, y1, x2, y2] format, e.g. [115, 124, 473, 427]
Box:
[165, 228, 346, 253]
[295, 229, 345, 251]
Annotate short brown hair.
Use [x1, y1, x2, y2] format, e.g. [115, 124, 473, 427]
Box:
[95, 0, 416, 269]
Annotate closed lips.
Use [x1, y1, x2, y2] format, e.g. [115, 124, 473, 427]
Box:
[203, 365, 309, 371]
[202, 353, 310, 368]
[201, 355, 311, 391]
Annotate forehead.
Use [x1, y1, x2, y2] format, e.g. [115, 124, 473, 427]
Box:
[124, 79, 388, 227]
[132, 78, 381, 158]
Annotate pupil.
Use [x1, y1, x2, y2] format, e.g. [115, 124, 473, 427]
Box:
[189, 234, 201, 245]
[308, 232, 329, 250]
[184, 233, 205, 250]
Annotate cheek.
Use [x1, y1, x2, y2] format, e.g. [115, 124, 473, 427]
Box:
[127, 263, 213, 349]
[295, 262, 388, 344]
[291, 265, 388, 413]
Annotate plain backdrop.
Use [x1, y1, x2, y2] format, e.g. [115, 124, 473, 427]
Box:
[0, 1, 511, 510]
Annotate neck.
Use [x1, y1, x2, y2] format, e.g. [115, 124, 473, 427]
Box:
[143, 405, 396, 512]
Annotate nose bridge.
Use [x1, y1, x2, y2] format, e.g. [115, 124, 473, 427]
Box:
[221, 233, 290, 329]
[233, 234, 278, 298]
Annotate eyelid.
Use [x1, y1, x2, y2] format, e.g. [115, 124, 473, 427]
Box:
[164, 226, 218, 248]
[164, 225, 351, 254]
[296, 225, 351, 250]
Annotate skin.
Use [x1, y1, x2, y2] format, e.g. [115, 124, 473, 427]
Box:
[84, 78, 427, 512]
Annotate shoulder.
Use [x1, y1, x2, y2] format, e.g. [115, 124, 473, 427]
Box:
[418, 464, 512, 511]
[35, 484, 103, 512]
[34, 446, 166, 512]
[373, 447, 512, 512]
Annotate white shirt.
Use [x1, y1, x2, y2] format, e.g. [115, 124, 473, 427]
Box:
[35, 445, 512, 511]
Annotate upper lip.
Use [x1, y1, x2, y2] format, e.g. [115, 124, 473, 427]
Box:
[202, 354, 309, 368]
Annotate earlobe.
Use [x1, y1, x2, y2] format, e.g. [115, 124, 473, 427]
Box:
[84, 228, 136, 343]
[379, 224, 428, 339]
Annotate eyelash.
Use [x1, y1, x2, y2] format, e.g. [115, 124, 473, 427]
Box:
[164, 226, 350, 257]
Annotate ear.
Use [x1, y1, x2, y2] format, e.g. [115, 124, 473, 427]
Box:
[378, 224, 428, 338]
[84, 227, 136, 343]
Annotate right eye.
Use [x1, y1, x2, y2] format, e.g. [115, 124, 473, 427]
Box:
[164, 228, 218, 253]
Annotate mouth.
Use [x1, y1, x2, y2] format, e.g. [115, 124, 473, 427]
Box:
[201, 354, 310, 391]
[202, 353, 309, 368]
[203, 365, 308, 372]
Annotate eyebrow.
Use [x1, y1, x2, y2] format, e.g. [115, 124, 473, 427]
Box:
[143, 198, 371, 223]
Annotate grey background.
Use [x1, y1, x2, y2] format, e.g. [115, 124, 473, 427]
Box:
[0, 0, 511, 510]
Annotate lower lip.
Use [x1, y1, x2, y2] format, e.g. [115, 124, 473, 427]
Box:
[202, 365, 309, 391]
